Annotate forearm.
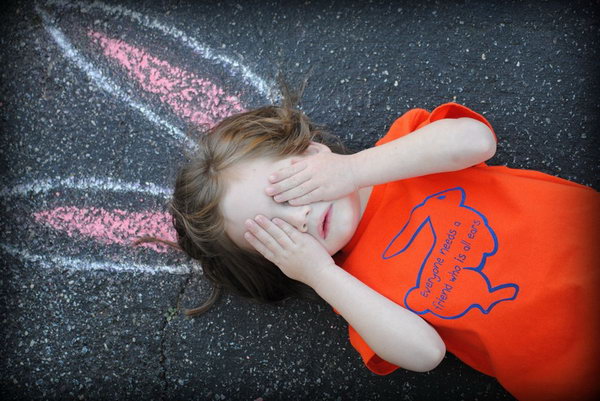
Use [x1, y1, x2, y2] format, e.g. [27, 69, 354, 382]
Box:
[351, 118, 496, 188]
[308, 264, 445, 372]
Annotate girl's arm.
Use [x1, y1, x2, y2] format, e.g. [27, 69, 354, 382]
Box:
[307, 263, 446, 373]
[266, 117, 496, 205]
[244, 215, 445, 372]
[350, 117, 496, 188]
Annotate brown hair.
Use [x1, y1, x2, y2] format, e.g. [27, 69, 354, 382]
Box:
[133, 76, 348, 316]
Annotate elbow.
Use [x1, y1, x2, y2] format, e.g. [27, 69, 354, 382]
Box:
[457, 118, 497, 166]
[479, 129, 497, 161]
[384, 337, 446, 373]
[411, 340, 446, 373]
[423, 341, 446, 372]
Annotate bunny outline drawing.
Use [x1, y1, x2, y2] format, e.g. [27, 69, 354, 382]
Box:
[0, 0, 277, 274]
[382, 187, 519, 319]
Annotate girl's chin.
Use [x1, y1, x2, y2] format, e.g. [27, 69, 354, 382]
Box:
[326, 244, 340, 256]
[326, 231, 352, 256]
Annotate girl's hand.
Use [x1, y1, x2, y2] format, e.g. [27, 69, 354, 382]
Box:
[265, 152, 359, 206]
[244, 215, 335, 286]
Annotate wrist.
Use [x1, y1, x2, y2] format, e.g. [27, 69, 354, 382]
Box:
[348, 152, 366, 189]
[304, 261, 339, 289]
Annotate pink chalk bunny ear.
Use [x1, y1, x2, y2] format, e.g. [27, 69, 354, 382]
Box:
[33, 207, 176, 253]
[87, 30, 246, 129]
[4, 2, 277, 274]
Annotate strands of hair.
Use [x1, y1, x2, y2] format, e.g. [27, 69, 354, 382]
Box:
[133, 72, 344, 316]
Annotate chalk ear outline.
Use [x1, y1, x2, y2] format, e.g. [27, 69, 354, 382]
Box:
[20, 2, 285, 266]
[37, 0, 282, 151]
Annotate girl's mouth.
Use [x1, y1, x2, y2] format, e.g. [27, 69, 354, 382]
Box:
[321, 204, 333, 239]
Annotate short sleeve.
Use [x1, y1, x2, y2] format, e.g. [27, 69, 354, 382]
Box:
[375, 102, 497, 167]
[347, 325, 399, 375]
[331, 307, 399, 374]
[427, 102, 497, 144]
[375, 108, 430, 146]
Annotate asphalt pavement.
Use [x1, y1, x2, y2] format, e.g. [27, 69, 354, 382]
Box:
[1, 0, 598, 400]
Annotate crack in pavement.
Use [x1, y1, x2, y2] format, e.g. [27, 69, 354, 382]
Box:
[158, 268, 196, 401]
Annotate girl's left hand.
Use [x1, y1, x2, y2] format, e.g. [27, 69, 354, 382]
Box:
[244, 215, 336, 287]
[265, 152, 359, 205]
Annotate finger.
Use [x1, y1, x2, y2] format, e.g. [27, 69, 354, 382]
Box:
[243, 232, 276, 260]
[274, 180, 320, 203]
[244, 218, 282, 253]
[268, 172, 312, 198]
[268, 161, 307, 184]
[287, 187, 322, 206]
[272, 218, 302, 243]
[269, 173, 314, 200]
[252, 215, 295, 248]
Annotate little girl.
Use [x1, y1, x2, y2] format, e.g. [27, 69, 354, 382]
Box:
[136, 85, 600, 401]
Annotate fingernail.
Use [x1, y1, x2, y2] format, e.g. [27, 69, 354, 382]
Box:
[274, 196, 281, 202]
[245, 219, 253, 227]
[269, 175, 276, 181]
[266, 187, 275, 195]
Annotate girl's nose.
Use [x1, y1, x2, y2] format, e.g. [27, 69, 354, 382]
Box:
[286, 204, 311, 233]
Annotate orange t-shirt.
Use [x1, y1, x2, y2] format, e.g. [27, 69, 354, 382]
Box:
[332, 103, 600, 401]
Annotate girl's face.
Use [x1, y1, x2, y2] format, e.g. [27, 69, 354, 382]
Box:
[221, 152, 371, 256]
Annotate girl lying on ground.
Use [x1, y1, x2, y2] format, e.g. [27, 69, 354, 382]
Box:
[135, 80, 600, 401]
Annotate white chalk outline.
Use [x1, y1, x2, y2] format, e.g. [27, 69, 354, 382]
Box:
[0, 176, 202, 274]
[35, 6, 200, 152]
[0, 243, 201, 275]
[0, 176, 172, 198]
[13, 0, 279, 276]
[41, 0, 279, 103]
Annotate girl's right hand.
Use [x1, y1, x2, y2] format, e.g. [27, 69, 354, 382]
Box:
[266, 151, 360, 206]
[244, 214, 336, 287]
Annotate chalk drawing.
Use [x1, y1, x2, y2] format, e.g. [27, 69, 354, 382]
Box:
[35, 6, 197, 151]
[0, 176, 193, 273]
[42, 0, 278, 102]
[0, 177, 171, 198]
[34, 207, 176, 253]
[6, 2, 275, 275]
[0, 243, 198, 275]
[1, 177, 175, 253]
[88, 30, 245, 128]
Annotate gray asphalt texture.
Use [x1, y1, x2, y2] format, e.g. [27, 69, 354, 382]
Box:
[1, 0, 599, 400]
